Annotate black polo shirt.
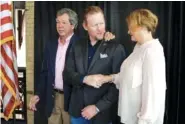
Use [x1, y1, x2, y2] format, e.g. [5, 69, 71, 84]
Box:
[80, 40, 102, 82]
[87, 40, 101, 68]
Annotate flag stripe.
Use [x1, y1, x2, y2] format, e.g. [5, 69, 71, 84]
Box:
[2, 43, 14, 60]
[0, 63, 15, 89]
[3, 96, 15, 119]
[1, 16, 12, 26]
[0, 1, 10, 5]
[1, 49, 16, 83]
[2, 42, 19, 88]
[3, 90, 12, 110]
[1, 66, 16, 95]
[1, 83, 8, 98]
[1, 30, 13, 39]
[1, 44, 18, 82]
[0, 2, 11, 12]
[1, 45, 13, 65]
[0, 36, 14, 45]
[0, 10, 11, 20]
[0, 23, 13, 33]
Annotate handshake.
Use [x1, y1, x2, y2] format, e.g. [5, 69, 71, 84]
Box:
[83, 74, 114, 88]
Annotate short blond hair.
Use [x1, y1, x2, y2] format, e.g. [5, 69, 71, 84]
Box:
[126, 9, 158, 33]
[83, 6, 104, 24]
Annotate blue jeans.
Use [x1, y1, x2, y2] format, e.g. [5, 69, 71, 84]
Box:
[71, 116, 112, 124]
[71, 116, 92, 124]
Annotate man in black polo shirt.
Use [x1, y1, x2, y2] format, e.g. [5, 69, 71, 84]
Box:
[63, 6, 126, 124]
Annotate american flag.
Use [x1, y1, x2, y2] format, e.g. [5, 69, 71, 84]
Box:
[0, 1, 20, 120]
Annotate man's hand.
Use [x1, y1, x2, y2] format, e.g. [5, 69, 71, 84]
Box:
[81, 105, 98, 120]
[104, 31, 115, 41]
[28, 95, 40, 111]
[83, 74, 104, 88]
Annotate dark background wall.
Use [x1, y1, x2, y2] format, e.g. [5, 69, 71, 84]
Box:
[34, 1, 185, 124]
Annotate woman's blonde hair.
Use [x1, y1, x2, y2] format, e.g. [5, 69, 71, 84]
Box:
[126, 9, 158, 33]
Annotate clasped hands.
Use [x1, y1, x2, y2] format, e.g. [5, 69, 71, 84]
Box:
[83, 74, 111, 88]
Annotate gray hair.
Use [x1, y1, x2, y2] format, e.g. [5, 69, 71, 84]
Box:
[57, 8, 78, 29]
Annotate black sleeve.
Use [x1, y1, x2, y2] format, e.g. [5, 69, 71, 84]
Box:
[95, 84, 118, 112]
[96, 44, 126, 111]
[35, 42, 49, 98]
[63, 43, 84, 87]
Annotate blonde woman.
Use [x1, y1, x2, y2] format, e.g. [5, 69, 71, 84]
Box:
[86, 9, 166, 124]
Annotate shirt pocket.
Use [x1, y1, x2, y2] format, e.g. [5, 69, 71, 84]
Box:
[132, 60, 142, 88]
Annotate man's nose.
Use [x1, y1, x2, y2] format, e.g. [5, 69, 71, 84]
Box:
[97, 24, 102, 30]
[58, 23, 64, 28]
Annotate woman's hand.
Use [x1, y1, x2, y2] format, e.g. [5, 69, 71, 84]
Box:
[84, 74, 114, 88]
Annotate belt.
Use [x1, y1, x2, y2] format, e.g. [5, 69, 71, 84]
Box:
[54, 89, 64, 94]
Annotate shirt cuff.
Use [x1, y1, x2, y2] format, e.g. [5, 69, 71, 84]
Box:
[95, 106, 100, 113]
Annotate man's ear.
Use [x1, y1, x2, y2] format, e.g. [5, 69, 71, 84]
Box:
[83, 21, 87, 31]
[71, 24, 75, 30]
[72, 25, 75, 30]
